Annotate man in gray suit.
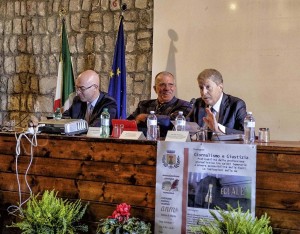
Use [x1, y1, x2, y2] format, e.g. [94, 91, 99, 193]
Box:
[189, 69, 247, 134]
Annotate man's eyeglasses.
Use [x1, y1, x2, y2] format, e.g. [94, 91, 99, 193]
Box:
[75, 84, 95, 93]
[156, 83, 175, 88]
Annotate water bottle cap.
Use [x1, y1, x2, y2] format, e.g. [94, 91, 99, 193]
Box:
[103, 108, 108, 111]
[150, 111, 155, 114]
[178, 111, 183, 115]
[247, 111, 252, 114]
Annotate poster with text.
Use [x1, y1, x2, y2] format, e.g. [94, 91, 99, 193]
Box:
[155, 142, 257, 234]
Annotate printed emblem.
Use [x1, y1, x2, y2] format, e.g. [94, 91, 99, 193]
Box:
[162, 150, 180, 168]
[162, 179, 179, 191]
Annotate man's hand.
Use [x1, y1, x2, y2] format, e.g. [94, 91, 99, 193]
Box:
[203, 108, 221, 133]
[135, 113, 148, 124]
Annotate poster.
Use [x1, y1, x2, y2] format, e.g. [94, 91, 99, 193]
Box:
[155, 142, 257, 234]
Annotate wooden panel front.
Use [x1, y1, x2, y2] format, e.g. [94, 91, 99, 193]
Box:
[0, 134, 157, 233]
[0, 133, 299, 233]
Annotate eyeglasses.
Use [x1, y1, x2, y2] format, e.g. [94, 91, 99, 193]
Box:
[156, 83, 175, 88]
[75, 84, 95, 93]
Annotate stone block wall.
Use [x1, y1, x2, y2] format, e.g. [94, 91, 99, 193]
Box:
[0, 0, 153, 127]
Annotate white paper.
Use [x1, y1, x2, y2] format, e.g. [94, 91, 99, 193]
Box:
[86, 127, 101, 137]
[165, 131, 190, 142]
[119, 131, 146, 140]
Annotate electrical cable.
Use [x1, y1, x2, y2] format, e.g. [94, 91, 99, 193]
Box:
[7, 126, 39, 216]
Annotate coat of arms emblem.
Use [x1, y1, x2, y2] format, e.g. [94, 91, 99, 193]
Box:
[162, 150, 180, 168]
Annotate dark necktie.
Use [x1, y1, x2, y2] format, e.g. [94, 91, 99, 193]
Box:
[210, 107, 216, 115]
[211, 107, 218, 122]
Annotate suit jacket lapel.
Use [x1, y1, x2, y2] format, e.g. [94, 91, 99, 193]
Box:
[197, 99, 207, 127]
[75, 100, 87, 120]
[218, 93, 229, 124]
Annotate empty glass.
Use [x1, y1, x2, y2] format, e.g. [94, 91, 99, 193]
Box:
[197, 128, 206, 141]
[258, 128, 270, 143]
[112, 124, 124, 138]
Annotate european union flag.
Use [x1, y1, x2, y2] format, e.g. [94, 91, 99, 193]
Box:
[108, 17, 126, 119]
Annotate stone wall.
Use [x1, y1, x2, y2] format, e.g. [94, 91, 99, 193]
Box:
[0, 0, 153, 127]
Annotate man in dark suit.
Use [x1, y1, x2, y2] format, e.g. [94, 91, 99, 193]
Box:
[63, 70, 117, 127]
[189, 69, 247, 134]
[127, 71, 191, 137]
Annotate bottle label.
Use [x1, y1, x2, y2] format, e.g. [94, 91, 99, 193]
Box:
[247, 122, 255, 127]
[148, 119, 157, 125]
[101, 119, 109, 126]
[176, 120, 186, 125]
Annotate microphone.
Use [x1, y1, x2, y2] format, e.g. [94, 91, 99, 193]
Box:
[186, 98, 196, 119]
[189, 98, 196, 107]
[170, 98, 196, 120]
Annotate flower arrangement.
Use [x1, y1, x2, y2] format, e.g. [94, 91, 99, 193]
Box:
[96, 203, 151, 234]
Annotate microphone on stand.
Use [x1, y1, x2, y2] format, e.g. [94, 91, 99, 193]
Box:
[189, 98, 196, 109]
[186, 98, 196, 119]
[170, 98, 196, 120]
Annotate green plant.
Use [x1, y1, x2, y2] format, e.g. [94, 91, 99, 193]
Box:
[8, 190, 88, 234]
[96, 203, 151, 234]
[190, 204, 273, 234]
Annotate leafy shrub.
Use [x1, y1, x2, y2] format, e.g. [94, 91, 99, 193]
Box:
[190, 204, 272, 234]
[8, 190, 88, 234]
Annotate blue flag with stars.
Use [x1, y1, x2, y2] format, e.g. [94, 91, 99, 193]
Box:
[108, 17, 126, 119]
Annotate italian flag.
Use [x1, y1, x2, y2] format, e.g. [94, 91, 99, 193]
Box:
[54, 19, 75, 112]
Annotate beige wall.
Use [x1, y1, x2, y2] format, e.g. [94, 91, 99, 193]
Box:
[153, 0, 300, 140]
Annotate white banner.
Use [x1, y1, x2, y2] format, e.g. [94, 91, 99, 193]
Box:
[155, 142, 257, 234]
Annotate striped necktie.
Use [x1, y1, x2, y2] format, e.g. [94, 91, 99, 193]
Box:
[85, 104, 93, 122]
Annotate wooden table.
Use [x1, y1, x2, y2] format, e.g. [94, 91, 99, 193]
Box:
[0, 133, 299, 233]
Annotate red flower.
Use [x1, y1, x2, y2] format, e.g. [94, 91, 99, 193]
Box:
[108, 203, 131, 223]
[116, 203, 131, 217]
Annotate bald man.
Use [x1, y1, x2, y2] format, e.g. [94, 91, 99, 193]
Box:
[63, 70, 117, 127]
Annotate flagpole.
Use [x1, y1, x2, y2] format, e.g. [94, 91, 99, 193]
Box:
[54, 9, 66, 112]
[108, 2, 127, 119]
[54, 7, 76, 113]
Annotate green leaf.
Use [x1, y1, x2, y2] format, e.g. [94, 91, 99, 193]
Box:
[190, 203, 273, 234]
[7, 190, 88, 233]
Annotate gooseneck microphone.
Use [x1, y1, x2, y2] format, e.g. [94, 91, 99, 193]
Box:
[186, 98, 196, 119]
[189, 98, 196, 108]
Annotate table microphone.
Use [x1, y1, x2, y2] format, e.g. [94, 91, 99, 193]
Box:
[186, 98, 196, 118]
[189, 98, 196, 107]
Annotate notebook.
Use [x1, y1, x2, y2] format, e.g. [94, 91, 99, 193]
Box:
[111, 119, 138, 131]
[211, 133, 244, 141]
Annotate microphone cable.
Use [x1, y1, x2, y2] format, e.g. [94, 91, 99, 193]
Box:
[7, 127, 39, 217]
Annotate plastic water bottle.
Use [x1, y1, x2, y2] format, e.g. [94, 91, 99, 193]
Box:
[147, 111, 157, 140]
[244, 111, 255, 144]
[100, 108, 110, 138]
[53, 108, 62, 120]
[175, 111, 186, 131]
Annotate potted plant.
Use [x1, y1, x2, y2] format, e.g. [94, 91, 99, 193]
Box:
[96, 203, 151, 234]
[8, 190, 88, 233]
[190, 203, 273, 234]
